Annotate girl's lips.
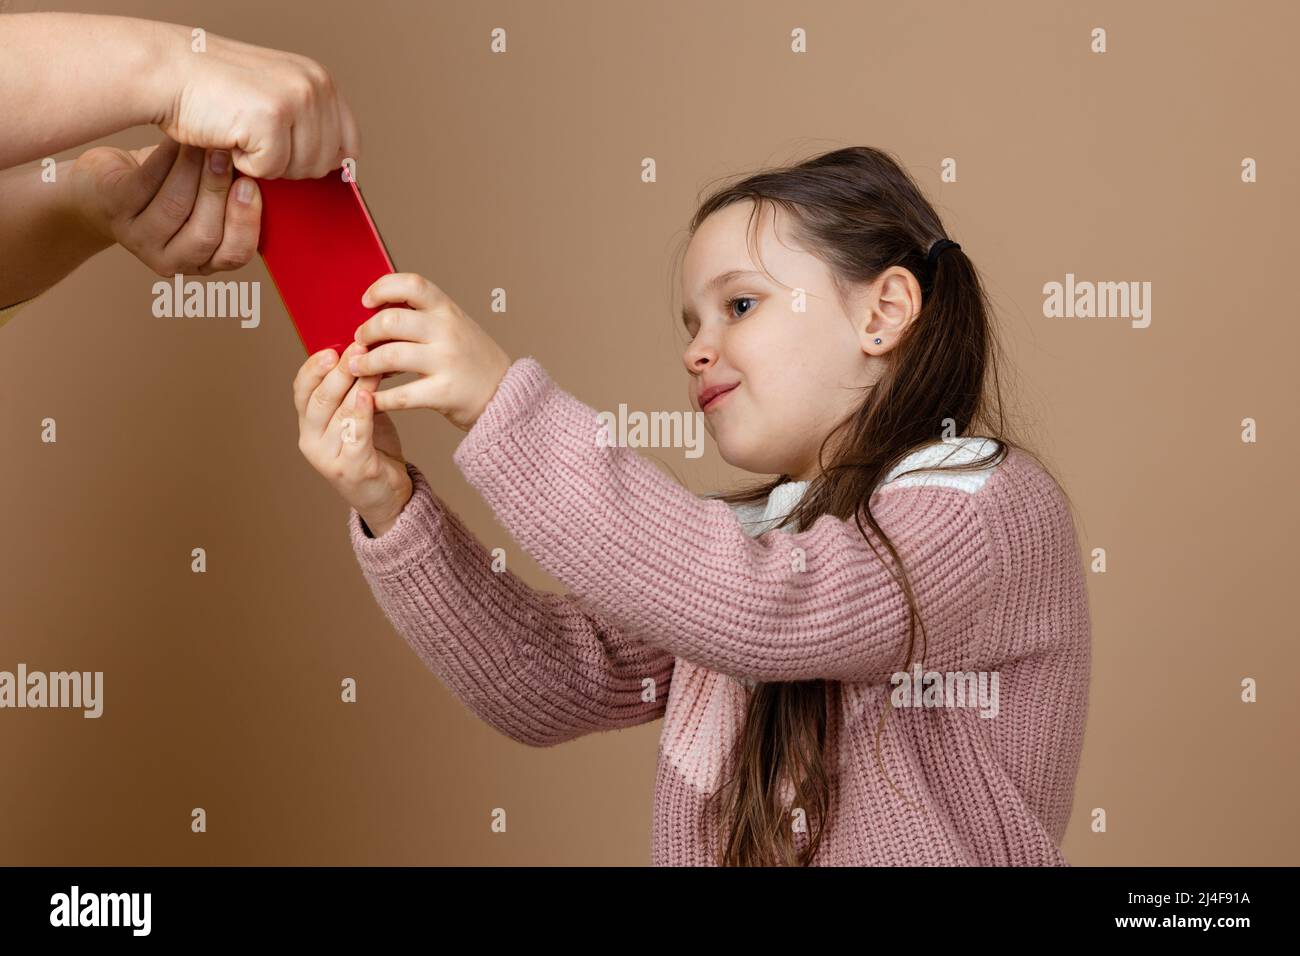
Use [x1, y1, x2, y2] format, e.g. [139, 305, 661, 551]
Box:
[701, 383, 738, 412]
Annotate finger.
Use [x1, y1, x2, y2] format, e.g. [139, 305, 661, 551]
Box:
[165, 148, 232, 270]
[348, 341, 427, 379]
[371, 380, 429, 414]
[325, 373, 378, 461]
[232, 120, 291, 180]
[201, 176, 262, 273]
[335, 90, 362, 169]
[337, 375, 382, 460]
[116, 137, 181, 217]
[293, 347, 340, 421]
[132, 144, 206, 248]
[304, 340, 366, 437]
[314, 82, 342, 179]
[286, 111, 323, 179]
[353, 307, 432, 347]
[361, 272, 443, 311]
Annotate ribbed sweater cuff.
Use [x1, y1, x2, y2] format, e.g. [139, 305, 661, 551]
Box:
[348, 461, 445, 578]
[452, 357, 554, 471]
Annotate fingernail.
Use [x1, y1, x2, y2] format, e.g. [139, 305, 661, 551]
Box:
[210, 150, 230, 175]
[348, 358, 361, 373]
[235, 178, 255, 203]
[320, 350, 336, 367]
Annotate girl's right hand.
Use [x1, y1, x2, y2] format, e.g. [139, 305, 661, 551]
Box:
[294, 341, 413, 537]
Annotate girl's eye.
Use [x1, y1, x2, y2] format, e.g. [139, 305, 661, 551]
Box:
[725, 295, 757, 318]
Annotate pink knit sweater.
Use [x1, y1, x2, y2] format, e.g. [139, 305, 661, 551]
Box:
[347, 357, 1091, 866]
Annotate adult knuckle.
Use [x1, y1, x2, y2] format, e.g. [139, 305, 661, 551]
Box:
[304, 59, 331, 89]
[156, 193, 192, 222]
[202, 171, 228, 193]
[211, 245, 250, 272]
[195, 229, 223, 255]
[263, 95, 294, 127]
[292, 74, 317, 107]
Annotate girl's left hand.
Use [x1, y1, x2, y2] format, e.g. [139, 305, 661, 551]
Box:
[348, 272, 512, 432]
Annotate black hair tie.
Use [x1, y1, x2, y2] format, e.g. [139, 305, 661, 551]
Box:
[926, 238, 961, 268]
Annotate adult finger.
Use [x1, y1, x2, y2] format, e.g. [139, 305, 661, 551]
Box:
[313, 79, 342, 178]
[114, 137, 181, 218]
[132, 144, 206, 249]
[166, 149, 232, 270]
[336, 90, 362, 169]
[232, 115, 292, 180]
[286, 113, 324, 180]
[201, 176, 262, 273]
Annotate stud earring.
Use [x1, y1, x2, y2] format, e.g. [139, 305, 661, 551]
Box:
[873, 337, 882, 345]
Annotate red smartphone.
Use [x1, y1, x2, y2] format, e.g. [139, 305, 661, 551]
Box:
[254, 171, 397, 357]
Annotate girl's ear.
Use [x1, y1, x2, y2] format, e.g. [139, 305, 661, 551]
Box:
[858, 268, 922, 354]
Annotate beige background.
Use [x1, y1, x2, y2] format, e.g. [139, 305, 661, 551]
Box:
[1, 0, 1296, 865]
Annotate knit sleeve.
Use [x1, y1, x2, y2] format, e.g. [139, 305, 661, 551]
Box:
[348, 461, 675, 747]
[452, 357, 1000, 686]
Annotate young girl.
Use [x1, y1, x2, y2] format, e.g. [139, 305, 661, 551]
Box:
[293, 146, 1091, 867]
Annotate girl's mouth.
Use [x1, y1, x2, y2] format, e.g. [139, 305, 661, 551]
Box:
[701, 383, 739, 412]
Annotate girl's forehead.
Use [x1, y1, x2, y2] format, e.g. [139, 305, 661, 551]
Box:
[684, 204, 788, 279]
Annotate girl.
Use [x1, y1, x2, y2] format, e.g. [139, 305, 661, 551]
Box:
[294, 146, 1091, 867]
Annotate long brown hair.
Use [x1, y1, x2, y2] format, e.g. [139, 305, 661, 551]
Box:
[672, 145, 1067, 866]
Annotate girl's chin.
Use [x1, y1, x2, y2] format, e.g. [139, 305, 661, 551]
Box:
[713, 438, 768, 474]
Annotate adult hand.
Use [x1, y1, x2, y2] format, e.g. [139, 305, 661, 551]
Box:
[154, 26, 361, 179]
[67, 137, 261, 276]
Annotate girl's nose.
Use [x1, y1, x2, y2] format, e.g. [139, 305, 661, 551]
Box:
[683, 339, 718, 374]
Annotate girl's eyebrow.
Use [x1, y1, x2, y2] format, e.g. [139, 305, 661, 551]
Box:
[681, 269, 765, 327]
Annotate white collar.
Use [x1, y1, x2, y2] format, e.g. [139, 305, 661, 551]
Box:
[724, 436, 1001, 538]
[730, 479, 810, 538]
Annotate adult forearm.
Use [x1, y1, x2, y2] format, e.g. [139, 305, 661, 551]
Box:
[0, 160, 111, 308]
[0, 13, 175, 170]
